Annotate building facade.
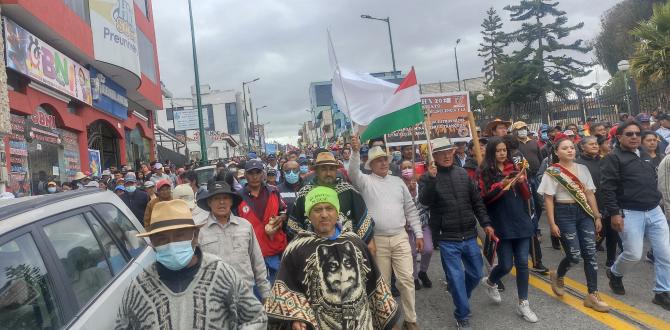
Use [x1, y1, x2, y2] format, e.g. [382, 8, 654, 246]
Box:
[1, 0, 162, 196]
[156, 84, 244, 162]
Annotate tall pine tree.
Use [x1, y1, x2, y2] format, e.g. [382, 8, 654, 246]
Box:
[479, 7, 508, 86]
[503, 0, 594, 98]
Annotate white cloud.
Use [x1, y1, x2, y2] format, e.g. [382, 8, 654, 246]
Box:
[152, 0, 621, 145]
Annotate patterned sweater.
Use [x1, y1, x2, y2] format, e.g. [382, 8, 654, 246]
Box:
[265, 229, 398, 329]
[115, 252, 267, 330]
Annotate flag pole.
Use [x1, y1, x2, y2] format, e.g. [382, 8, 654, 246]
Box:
[425, 109, 433, 165]
[468, 112, 483, 166]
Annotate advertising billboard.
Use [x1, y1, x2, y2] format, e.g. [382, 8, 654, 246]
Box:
[89, 0, 141, 78]
[4, 18, 92, 105]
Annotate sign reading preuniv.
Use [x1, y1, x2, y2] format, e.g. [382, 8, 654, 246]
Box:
[90, 68, 129, 119]
[4, 18, 92, 105]
[89, 0, 141, 78]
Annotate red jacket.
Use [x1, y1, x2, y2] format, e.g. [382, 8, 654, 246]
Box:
[237, 185, 287, 257]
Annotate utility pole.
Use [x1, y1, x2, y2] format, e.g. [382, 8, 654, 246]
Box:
[361, 15, 397, 78]
[454, 38, 462, 91]
[187, 0, 207, 165]
[0, 6, 9, 193]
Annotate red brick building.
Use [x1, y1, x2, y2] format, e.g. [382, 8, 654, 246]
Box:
[1, 0, 162, 196]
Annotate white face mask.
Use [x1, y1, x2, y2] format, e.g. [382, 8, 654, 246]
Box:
[517, 129, 528, 138]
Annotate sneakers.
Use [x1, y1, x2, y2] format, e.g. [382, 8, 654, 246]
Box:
[530, 262, 549, 275]
[496, 280, 505, 292]
[414, 278, 422, 290]
[584, 292, 610, 312]
[549, 271, 565, 297]
[456, 319, 472, 330]
[418, 271, 433, 288]
[481, 277, 502, 304]
[516, 300, 539, 323]
[653, 292, 670, 311]
[606, 268, 625, 295]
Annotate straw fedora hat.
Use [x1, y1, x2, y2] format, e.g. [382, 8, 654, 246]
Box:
[485, 118, 512, 135]
[137, 199, 203, 237]
[431, 137, 456, 154]
[314, 151, 339, 167]
[365, 146, 392, 170]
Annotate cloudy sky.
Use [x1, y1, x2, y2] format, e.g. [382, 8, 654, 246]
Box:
[153, 0, 621, 145]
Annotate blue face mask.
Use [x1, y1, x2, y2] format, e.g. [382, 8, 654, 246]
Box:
[541, 132, 548, 141]
[300, 165, 309, 174]
[239, 179, 248, 186]
[47, 187, 57, 194]
[285, 171, 300, 184]
[154, 239, 194, 271]
[126, 185, 136, 193]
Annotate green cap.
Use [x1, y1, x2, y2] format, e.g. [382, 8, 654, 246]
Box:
[304, 186, 340, 216]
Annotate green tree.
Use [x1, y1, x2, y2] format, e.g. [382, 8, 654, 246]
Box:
[630, 1, 670, 86]
[593, 0, 661, 76]
[503, 0, 594, 98]
[490, 56, 546, 107]
[478, 7, 509, 86]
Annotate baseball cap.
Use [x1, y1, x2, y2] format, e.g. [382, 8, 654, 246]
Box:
[143, 181, 155, 188]
[245, 159, 264, 171]
[267, 169, 277, 176]
[124, 173, 137, 183]
[156, 179, 171, 191]
[154, 163, 163, 170]
[635, 113, 651, 122]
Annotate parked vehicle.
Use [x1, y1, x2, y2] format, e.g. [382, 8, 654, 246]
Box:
[0, 189, 154, 329]
[194, 165, 217, 188]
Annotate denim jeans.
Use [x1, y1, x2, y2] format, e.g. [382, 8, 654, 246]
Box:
[554, 203, 599, 293]
[439, 239, 483, 321]
[611, 206, 670, 293]
[488, 238, 530, 300]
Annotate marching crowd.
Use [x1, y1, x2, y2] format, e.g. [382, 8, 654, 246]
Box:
[35, 112, 670, 329]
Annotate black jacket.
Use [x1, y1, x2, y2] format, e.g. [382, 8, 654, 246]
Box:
[600, 146, 661, 215]
[419, 165, 491, 242]
[576, 153, 605, 214]
[119, 190, 150, 222]
[517, 139, 542, 176]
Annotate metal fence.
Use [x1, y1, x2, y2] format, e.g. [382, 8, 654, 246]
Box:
[474, 80, 670, 132]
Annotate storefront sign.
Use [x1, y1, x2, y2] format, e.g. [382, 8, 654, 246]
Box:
[88, 149, 102, 177]
[4, 18, 92, 105]
[90, 68, 128, 119]
[386, 91, 472, 146]
[31, 111, 56, 130]
[89, 0, 141, 78]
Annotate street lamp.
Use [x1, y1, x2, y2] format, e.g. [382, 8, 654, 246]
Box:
[617, 60, 631, 113]
[361, 14, 397, 77]
[255, 105, 268, 144]
[187, 0, 207, 165]
[242, 77, 260, 150]
[454, 39, 462, 91]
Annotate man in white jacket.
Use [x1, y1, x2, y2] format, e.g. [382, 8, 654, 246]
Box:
[349, 135, 424, 330]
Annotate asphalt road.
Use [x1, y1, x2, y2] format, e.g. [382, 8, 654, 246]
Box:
[398, 217, 670, 329]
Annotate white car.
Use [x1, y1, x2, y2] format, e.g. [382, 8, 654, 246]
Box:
[0, 189, 155, 329]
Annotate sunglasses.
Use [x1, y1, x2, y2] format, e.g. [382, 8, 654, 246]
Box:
[623, 131, 641, 137]
[284, 169, 300, 174]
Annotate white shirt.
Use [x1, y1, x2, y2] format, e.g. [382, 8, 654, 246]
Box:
[537, 163, 595, 202]
[348, 153, 422, 238]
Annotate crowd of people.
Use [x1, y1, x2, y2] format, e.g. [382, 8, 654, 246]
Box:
[40, 112, 670, 329]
